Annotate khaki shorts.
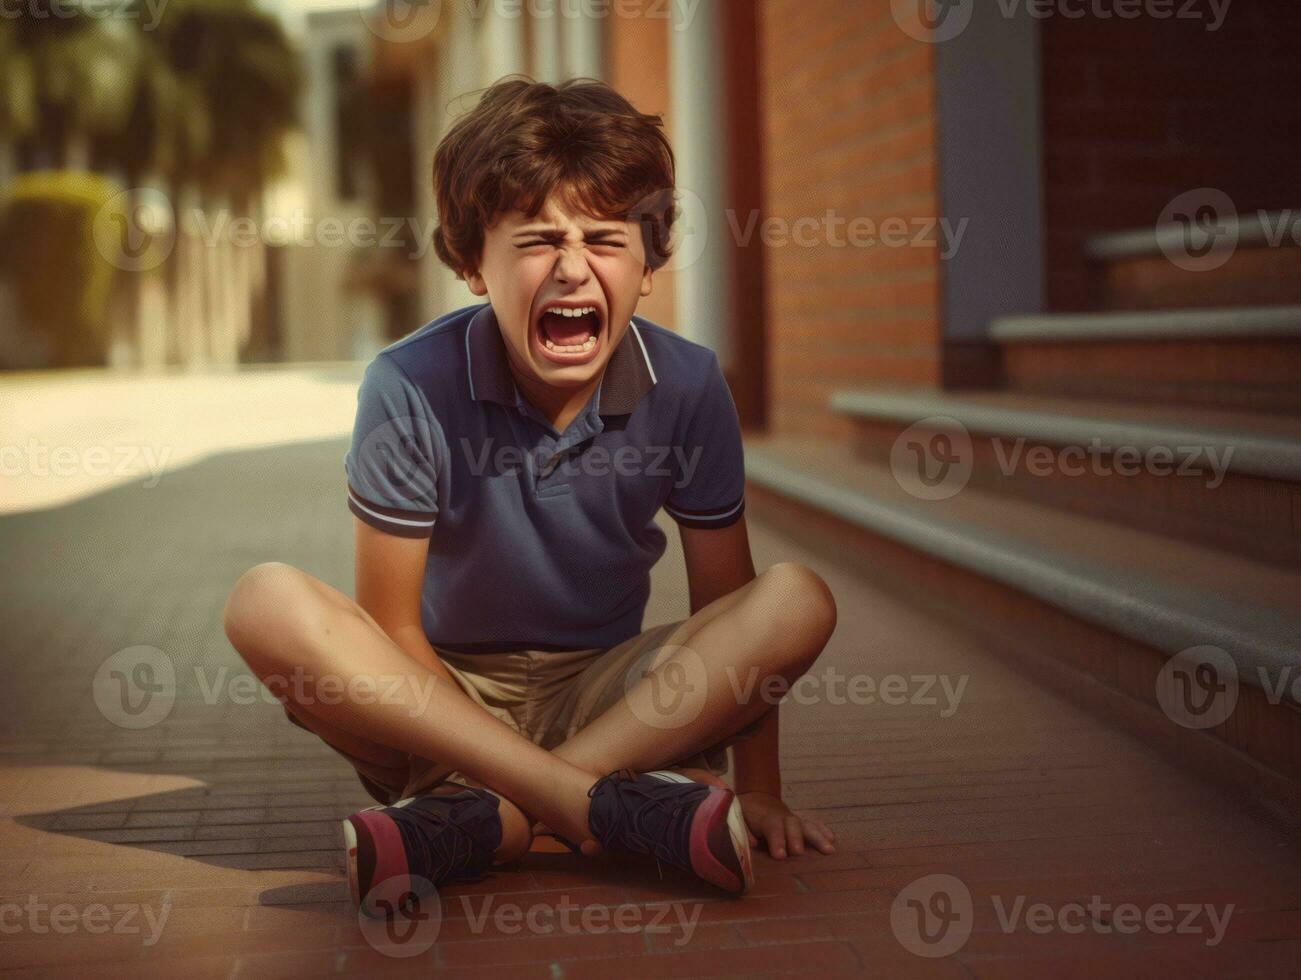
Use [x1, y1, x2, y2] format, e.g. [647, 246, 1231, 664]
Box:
[296, 618, 761, 805]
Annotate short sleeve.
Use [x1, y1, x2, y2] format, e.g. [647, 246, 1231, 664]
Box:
[343, 354, 444, 539]
[663, 351, 747, 530]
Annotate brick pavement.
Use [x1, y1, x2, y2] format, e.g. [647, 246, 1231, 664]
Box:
[2, 371, 1300, 977]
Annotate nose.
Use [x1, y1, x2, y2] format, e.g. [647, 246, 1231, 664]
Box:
[551, 243, 592, 286]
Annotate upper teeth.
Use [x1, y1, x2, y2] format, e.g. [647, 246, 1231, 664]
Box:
[545, 306, 597, 318]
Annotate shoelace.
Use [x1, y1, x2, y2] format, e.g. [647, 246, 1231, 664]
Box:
[392, 796, 486, 884]
[589, 770, 710, 867]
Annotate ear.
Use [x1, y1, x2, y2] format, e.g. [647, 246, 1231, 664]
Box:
[465, 268, 488, 296]
[640, 263, 654, 298]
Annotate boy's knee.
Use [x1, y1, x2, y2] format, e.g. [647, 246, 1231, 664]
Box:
[222, 561, 317, 656]
[755, 562, 838, 648]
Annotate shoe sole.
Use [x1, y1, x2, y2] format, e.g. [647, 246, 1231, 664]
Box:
[342, 816, 361, 909]
[646, 771, 753, 895]
[343, 808, 411, 916]
[724, 792, 755, 892]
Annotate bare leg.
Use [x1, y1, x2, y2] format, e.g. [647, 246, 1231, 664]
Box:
[222, 562, 609, 856]
[550, 562, 837, 777]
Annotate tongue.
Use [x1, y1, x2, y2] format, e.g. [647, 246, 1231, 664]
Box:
[541, 312, 595, 346]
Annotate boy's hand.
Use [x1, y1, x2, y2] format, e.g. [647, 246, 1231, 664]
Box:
[737, 791, 836, 858]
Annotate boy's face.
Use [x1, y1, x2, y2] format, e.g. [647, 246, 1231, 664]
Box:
[465, 191, 654, 393]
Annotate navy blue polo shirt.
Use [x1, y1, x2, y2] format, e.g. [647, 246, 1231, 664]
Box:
[343, 302, 747, 654]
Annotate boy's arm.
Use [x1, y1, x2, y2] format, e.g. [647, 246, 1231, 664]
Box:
[678, 517, 780, 794]
[354, 518, 461, 688]
[680, 517, 837, 857]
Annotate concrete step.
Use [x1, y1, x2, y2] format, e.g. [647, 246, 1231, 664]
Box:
[1085, 210, 1301, 312]
[828, 388, 1301, 567]
[990, 306, 1301, 415]
[742, 435, 1301, 816]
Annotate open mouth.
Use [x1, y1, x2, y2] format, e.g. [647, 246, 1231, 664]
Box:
[533, 303, 604, 362]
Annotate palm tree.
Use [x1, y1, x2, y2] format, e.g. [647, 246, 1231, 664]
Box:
[19, 11, 144, 169]
[2, 0, 302, 367]
[148, 0, 302, 365]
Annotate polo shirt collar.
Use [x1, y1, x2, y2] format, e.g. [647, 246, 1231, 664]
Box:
[465, 302, 657, 416]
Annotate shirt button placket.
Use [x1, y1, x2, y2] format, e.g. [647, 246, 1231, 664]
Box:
[537, 436, 556, 488]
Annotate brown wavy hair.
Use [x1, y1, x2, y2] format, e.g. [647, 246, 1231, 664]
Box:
[431, 76, 678, 280]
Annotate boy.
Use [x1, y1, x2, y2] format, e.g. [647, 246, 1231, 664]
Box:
[222, 77, 838, 910]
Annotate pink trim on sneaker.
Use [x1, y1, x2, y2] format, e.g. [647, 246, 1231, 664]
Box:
[686, 788, 744, 893]
[350, 808, 409, 895]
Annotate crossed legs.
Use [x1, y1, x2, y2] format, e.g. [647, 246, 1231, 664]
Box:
[221, 561, 837, 863]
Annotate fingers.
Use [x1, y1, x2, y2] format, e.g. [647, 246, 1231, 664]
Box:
[803, 818, 837, 854]
[760, 816, 787, 858]
[763, 816, 838, 859]
[785, 815, 806, 856]
[740, 797, 839, 860]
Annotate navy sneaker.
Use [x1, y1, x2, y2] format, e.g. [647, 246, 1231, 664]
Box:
[586, 770, 754, 895]
[343, 784, 503, 916]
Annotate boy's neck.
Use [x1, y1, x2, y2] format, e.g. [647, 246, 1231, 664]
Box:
[513, 370, 602, 434]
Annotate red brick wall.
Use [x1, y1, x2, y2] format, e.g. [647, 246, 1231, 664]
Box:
[1042, 7, 1301, 310]
[758, 0, 940, 438]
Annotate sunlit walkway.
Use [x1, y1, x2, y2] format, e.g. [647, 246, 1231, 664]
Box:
[1, 367, 1298, 977]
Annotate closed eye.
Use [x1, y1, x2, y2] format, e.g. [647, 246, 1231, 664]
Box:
[515, 237, 627, 249]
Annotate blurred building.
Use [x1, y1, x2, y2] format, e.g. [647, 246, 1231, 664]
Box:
[269, 6, 387, 362]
